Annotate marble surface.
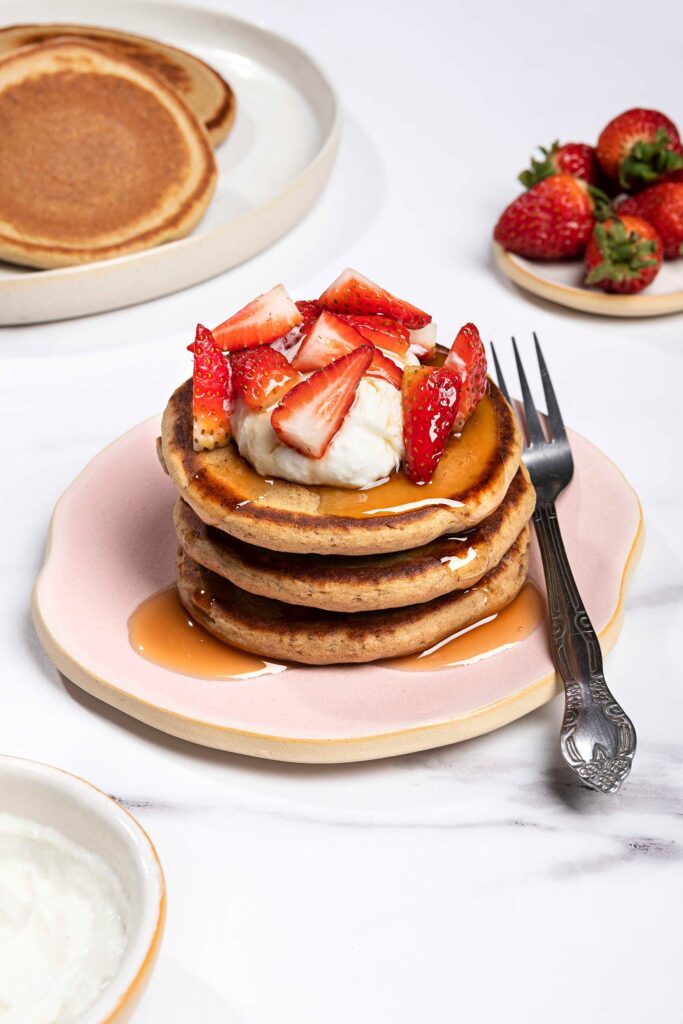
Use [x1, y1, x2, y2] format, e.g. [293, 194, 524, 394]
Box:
[1, 0, 682, 1019]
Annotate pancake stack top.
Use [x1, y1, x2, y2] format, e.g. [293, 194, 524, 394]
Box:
[0, 24, 235, 268]
[159, 269, 536, 665]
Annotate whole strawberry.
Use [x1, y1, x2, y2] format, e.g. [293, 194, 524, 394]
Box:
[597, 109, 683, 190]
[494, 175, 594, 259]
[618, 182, 683, 258]
[519, 141, 599, 188]
[584, 215, 663, 294]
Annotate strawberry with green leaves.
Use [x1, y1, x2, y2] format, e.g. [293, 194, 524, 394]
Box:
[584, 215, 663, 294]
[191, 324, 232, 452]
[494, 174, 595, 259]
[402, 366, 462, 484]
[596, 109, 683, 190]
[519, 141, 599, 188]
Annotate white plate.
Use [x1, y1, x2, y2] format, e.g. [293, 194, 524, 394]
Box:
[0, 0, 340, 324]
[494, 241, 683, 317]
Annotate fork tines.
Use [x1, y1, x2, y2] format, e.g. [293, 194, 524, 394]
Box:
[491, 334, 568, 451]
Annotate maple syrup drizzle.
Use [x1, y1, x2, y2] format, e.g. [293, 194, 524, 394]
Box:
[207, 393, 500, 519]
[129, 582, 544, 679]
[383, 583, 545, 671]
[128, 586, 286, 680]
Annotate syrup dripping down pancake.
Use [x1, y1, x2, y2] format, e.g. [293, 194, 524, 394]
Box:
[174, 464, 535, 611]
[161, 378, 523, 557]
[175, 527, 531, 665]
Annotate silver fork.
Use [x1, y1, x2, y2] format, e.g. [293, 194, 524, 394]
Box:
[491, 335, 637, 794]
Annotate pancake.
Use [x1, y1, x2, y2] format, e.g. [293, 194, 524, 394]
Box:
[0, 39, 216, 268]
[161, 378, 523, 556]
[174, 464, 536, 611]
[176, 526, 531, 665]
[0, 23, 235, 146]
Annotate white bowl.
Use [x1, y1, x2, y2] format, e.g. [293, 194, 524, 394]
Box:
[0, 754, 165, 1023]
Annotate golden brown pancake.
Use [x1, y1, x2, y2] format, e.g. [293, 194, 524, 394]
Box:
[0, 39, 216, 268]
[0, 23, 235, 146]
[174, 464, 535, 611]
[161, 378, 523, 557]
[176, 527, 530, 665]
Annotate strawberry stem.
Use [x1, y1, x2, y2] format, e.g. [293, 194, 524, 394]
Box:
[619, 128, 683, 189]
[518, 141, 559, 189]
[586, 219, 658, 284]
[587, 185, 613, 222]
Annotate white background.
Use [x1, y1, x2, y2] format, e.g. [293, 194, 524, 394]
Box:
[2, 0, 682, 1021]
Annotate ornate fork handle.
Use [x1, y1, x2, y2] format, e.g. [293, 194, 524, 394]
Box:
[533, 502, 637, 793]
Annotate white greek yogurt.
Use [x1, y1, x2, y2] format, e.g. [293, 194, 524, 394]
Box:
[233, 340, 422, 488]
[0, 813, 129, 1024]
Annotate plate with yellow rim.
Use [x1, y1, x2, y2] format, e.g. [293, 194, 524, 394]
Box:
[494, 241, 683, 317]
[32, 416, 643, 764]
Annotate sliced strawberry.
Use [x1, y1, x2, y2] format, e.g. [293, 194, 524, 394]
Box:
[294, 311, 402, 389]
[192, 324, 232, 452]
[295, 299, 322, 325]
[408, 322, 437, 362]
[271, 346, 373, 459]
[366, 347, 404, 389]
[402, 366, 461, 484]
[319, 268, 431, 329]
[231, 346, 299, 410]
[444, 323, 487, 427]
[336, 314, 410, 356]
[213, 284, 303, 353]
[293, 311, 364, 371]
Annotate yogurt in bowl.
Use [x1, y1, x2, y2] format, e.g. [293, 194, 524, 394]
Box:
[0, 756, 165, 1024]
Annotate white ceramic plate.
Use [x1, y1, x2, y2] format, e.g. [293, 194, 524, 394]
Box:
[494, 241, 683, 317]
[0, 0, 340, 324]
[0, 754, 165, 1022]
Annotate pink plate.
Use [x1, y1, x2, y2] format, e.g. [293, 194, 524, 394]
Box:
[33, 417, 643, 763]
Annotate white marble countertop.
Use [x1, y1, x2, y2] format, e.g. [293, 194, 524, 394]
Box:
[2, 0, 682, 1019]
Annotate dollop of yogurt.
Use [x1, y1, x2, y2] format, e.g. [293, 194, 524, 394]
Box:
[233, 340, 421, 489]
[0, 813, 129, 1024]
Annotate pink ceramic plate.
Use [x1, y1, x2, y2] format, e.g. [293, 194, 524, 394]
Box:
[33, 417, 643, 763]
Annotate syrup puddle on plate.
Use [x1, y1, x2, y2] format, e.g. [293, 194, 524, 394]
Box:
[128, 586, 287, 680]
[384, 583, 545, 671]
[129, 582, 544, 679]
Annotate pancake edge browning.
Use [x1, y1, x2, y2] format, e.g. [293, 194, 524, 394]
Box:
[175, 527, 531, 665]
[161, 378, 523, 556]
[0, 39, 217, 268]
[173, 464, 535, 611]
[0, 22, 236, 146]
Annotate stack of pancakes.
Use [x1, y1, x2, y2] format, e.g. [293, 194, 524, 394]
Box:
[159, 378, 536, 666]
